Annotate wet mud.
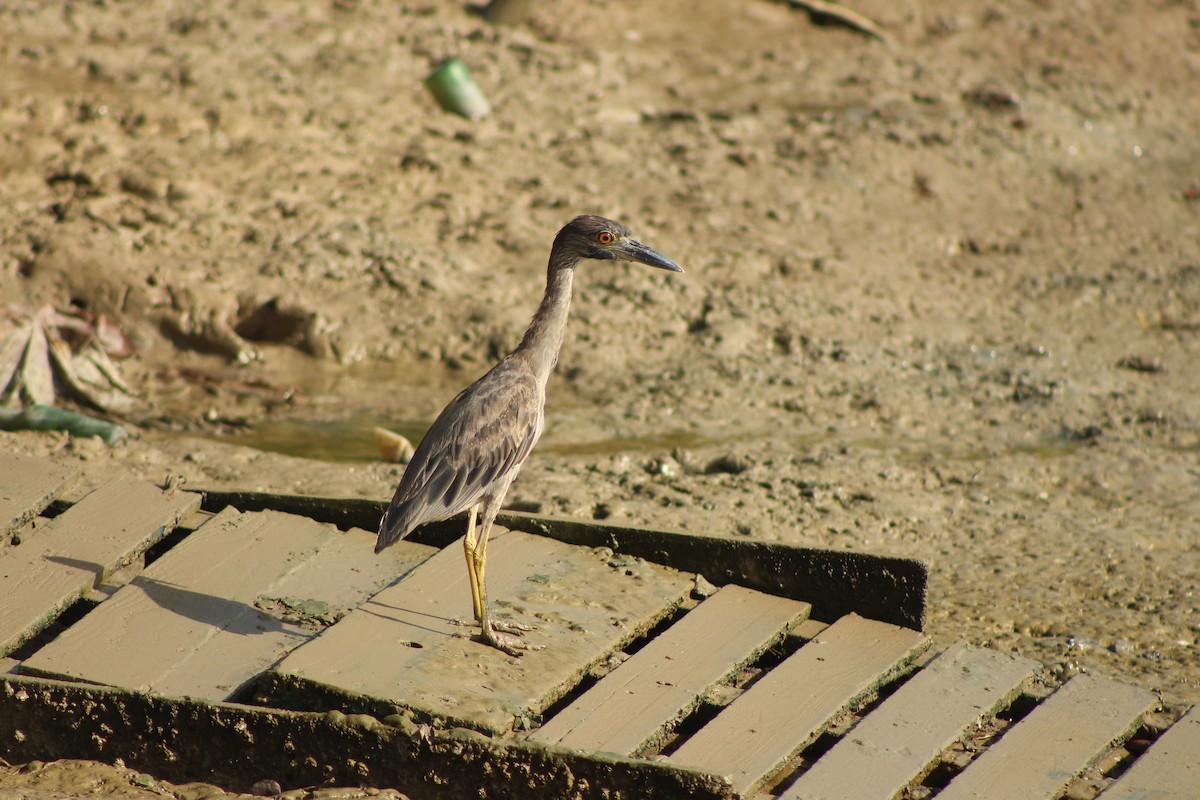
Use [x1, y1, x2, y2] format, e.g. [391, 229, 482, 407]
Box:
[2, 0, 1198, 795]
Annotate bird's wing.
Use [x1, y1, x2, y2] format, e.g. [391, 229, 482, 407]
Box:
[377, 363, 543, 549]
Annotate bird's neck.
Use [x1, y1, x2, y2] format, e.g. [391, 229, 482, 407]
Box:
[514, 263, 576, 382]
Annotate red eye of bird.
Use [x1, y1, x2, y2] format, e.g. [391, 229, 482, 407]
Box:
[597, 231, 614, 245]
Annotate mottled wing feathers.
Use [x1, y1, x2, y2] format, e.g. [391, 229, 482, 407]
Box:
[376, 361, 543, 551]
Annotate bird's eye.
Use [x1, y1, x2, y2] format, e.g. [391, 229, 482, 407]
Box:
[597, 231, 615, 245]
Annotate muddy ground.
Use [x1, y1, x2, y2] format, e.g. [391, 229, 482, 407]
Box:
[2, 0, 1199, 795]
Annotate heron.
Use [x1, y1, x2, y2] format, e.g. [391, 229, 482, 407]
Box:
[375, 215, 683, 655]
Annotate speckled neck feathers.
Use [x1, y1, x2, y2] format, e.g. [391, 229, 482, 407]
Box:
[512, 255, 578, 384]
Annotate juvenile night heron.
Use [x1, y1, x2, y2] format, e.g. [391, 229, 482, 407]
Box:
[376, 215, 682, 655]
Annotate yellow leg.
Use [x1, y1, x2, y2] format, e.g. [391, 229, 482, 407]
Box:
[475, 537, 526, 656]
[462, 505, 484, 622]
[472, 496, 534, 656]
[473, 518, 490, 621]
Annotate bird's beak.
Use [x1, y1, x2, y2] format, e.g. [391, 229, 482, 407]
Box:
[619, 238, 684, 273]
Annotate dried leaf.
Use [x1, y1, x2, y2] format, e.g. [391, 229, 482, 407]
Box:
[0, 308, 139, 414]
[20, 323, 56, 406]
[72, 351, 137, 413]
[83, 347, 137, 396]
[48, 335, 99, 409]
[0, 323, 32, 406]
[49, 338, 135, 413]
[96, 313, 135, 359]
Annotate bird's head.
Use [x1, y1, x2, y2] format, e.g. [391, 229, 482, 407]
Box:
[551, 215, 683, 273]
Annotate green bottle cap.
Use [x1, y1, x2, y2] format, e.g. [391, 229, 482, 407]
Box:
[425, 58, 490, 120]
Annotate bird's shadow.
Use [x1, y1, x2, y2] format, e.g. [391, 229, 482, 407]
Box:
[41, 555, 296, 638]
[42, 555, 104, 583]
[130, 576, 296, 638]
[361, 599, 461, 639]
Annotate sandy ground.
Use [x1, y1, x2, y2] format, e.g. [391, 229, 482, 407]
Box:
[2, 0, 1199, 795]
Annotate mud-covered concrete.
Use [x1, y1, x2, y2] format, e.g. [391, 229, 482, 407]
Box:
[0, 676, 732, 799]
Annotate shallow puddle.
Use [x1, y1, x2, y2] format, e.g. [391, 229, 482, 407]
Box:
[214, 405, 1092, 467]
[215, 414, 428, 463]
[212, 410, 714, 463]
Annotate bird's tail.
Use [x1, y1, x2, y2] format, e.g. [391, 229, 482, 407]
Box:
[375, 498, 416, 554]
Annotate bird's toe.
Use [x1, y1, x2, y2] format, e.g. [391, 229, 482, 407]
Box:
[490, 618, 536, 634]
[480, 626, 528, 657]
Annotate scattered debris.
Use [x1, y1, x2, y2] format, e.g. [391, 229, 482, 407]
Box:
[1136, 308, 1200, 332]
[254, 595, 343, 629]
[1060, 425, 1103, 444]
[484, 0, 538, 27]
[159, 473, 187, 495]
[1011, 378, 1057, 404]
[511, 711, 541, 732]
[1, 305, 137, 413]
[693, 574, 719, 599]
[913, 172, 935, 198]
[1116, 355, 1163, 374]
[249, 778, 283, 796]
[426, 58, 490, 119]
[0, 404, 127, 445]
[374, 426, 415, 463]
[782, 0, 890, 43]
[964, 87, 1021, 111]
[704, 453, 751, 475]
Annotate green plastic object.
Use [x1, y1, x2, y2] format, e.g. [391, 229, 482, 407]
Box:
[0, 404, 128, 445]
[425, 58, 490, 120]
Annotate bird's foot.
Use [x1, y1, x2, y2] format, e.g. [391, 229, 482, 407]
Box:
[450, 617, 535, 634]
[478, 622, 535, 657]
[449, 618, 542, 656]
[450, 618, 543, 656]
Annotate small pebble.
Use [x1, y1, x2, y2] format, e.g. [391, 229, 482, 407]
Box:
[131, 772, 156, 788]
[646, 457, 676, 477]
[1063, 779, 1105, 800]
[1051, 660, 1082, 679]
[692, 574, 718, 598]
[704, 453, 749, 475]
[250, 778, 282, 796]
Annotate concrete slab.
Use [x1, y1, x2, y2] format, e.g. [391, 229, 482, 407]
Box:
[533, 584, 810, 756]
[273, 528, 694, 734]
[0, 475, 199, 656]
[0, 452, 77, 540]
[22, 508, 434, 700]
